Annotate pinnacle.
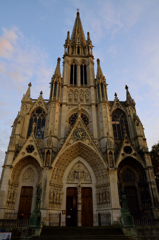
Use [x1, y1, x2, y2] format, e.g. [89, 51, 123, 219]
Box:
[96, 58, 104, 79]
[125, 85, 135, 105]
[54, 57, 61, 76]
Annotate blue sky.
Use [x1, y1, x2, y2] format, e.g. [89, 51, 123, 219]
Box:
[0, 0, 159, 173]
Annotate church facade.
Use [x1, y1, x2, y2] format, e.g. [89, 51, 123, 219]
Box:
[0, 12, 158, 227]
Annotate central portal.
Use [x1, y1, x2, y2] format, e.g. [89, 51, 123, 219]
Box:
[66, 187, 77, 226]
[66, 187, 93, 226]
[81, 187, 93, 226]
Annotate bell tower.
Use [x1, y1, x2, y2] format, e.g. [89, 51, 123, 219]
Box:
[60, 11, 100, 146]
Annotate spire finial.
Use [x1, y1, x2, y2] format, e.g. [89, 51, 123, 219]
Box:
[67, 31, 70, 39]
[40, 91, 43, 95]
[115, 92, 117, 97]
[77, 9, 80, 17]
[28, 82, 32, 87]
[125, 85, 128, 90]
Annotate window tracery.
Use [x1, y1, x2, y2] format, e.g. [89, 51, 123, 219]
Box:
[69, 113, 89, 127]
[27, 108, 46, 139]
[112, 109, 129, 140]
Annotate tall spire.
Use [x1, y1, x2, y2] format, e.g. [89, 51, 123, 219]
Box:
[71, 11, 86, 47]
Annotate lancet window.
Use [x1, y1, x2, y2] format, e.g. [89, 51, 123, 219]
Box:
[54, 82, 57, 98]
[69, 113, 89, 127]
[80, 63, 87, 85]
[97, 83, 105, 101]
[97, 84, 100, 99]
[112, 109, 129, 140]
[27, 108, 46, 139]
[70, 63, 77, 85]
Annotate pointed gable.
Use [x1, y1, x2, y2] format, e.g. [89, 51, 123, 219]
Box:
[116, 134, 145, 168]
[57, 114, 105, 162]
[30, 91, 47, 114]
[111, 93, 125, 114]
[71, 11, 86, 47]
[12, 132, 43, 167]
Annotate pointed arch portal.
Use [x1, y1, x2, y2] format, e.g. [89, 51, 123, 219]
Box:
[118, 157, 152, 220]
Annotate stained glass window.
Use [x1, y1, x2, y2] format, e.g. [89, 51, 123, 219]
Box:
[27, 108, 46, 139]
[69, 113, 89, 127]
[112, 109, 129, 140]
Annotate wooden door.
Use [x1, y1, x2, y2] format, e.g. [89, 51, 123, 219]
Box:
[81, 187, 93, 226]
[18, 186, 33, 219]
[66, 188, 77, 226]
[125, 186, 140, 220]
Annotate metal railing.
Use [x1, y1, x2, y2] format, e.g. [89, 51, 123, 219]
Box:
[134, 219, 159, 229]
[0, 219, 30, 229]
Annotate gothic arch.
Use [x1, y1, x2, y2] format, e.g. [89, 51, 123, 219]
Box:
[67, 107, 90, 122]
[50, 142, 108, 185]
[6, 157, 42, 215]
[111, 108, 129, 140]
[118, 157, 152, 219]
[69, 59, 79, 65]
[79, 59, 87, 65]
[27, 107, 46, 139]
[11, 156, 42, 185]
[63, 157, 95, 185]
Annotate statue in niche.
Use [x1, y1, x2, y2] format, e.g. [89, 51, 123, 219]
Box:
[74, 92, 78, 101]
[80, 91, 84, 101]
[109, 151, 114, 167]
[85, 91, 89, 102]
[67, 161, 91, 183]
[46, 132, 52, 147]
[106, 188, 110, 203]
[45, 151, 51, 166]
[22, 167, 35, 182]
[49, 187, 53, 202]
[68, 92, 72, 101]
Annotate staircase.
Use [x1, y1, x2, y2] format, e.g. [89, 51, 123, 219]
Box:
[38, 226, 134, 240]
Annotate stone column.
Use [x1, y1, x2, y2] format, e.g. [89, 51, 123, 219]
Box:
[109, 168, 121, 225]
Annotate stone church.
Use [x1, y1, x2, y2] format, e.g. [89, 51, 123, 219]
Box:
[0, 11, 158, 227]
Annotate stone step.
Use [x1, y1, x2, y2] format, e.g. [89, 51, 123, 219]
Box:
[39, 227, 134, 240]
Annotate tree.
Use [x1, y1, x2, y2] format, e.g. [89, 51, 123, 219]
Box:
[150, 142, 159, 191]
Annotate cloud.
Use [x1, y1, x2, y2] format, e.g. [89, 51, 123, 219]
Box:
[0, 27, 52, 174]
[0, 27, 52, 97]
[0, 27, 19, 58]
